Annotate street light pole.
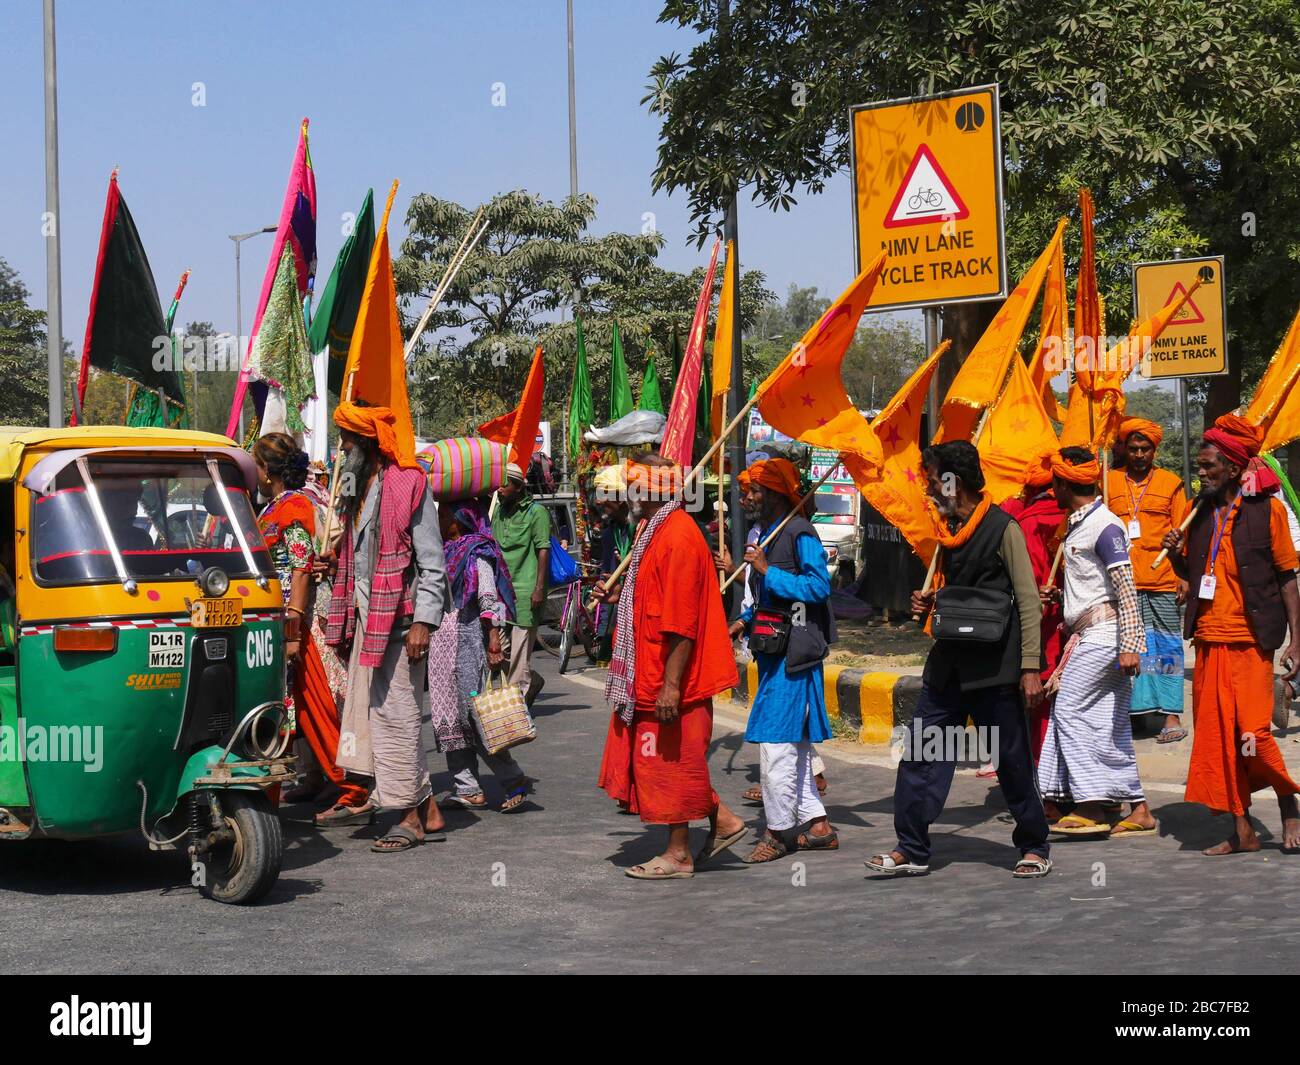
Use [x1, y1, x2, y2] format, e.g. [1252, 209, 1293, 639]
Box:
[43, 0, 68, 428]
[566, 0, 579, 200]
[228, 226, 277, 440]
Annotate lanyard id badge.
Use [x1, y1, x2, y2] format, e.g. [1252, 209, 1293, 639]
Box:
[1202, 492, 1243, 601]
[1199, 573, 1217, 600]
[1128, 519, 1142, 540]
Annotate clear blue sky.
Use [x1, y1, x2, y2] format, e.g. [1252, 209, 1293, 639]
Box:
[0, 0, 875, 354]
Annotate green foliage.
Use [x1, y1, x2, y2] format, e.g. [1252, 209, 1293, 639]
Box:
[0, 258, 55, 426]
[393, 190, 773, 438]
[647, 0, 1300, 410]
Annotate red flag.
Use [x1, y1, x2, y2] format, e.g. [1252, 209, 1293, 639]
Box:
[479, 344, 546, 468]
[660, 238, 721, 465]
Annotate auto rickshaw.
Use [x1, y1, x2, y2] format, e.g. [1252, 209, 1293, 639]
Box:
[0, 425, 294, 904]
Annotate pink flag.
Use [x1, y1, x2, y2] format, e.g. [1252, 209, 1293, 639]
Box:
[224, 118, 318, 439]
[659, 237, 721, 466]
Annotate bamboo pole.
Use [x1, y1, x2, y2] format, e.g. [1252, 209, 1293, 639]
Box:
[716, 395, 726, 586]
[1151, 499, 1202, 569]
[317, 368, 356, 555]
[719, 465, 837, 593]
[403, 208, 487, 362]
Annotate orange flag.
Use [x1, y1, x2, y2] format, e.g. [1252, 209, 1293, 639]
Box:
[934, 219, 1068, 444]
[754, 251, 886, 468]
[1027, 223, 1069, 423]
[979, 353, 1061, 504]
[856, 342, 950, 565]
[340, 179, 416, 461]
[1060, 278, 1204, 450]
[709, 240, 736, 438]
[1072, 187, 1104, 398]
[1247, 305, 1300, 451]
[479, 344, 546, 469]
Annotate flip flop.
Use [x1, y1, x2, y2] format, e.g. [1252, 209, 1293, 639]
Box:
[625, 856, 694, 880]
[1109, 819, 1156, 837]
[864, 853, 929, 876]
[500, 781, 531, 813]
[315, 802, 376, 828]
[371, 824, 423, 853]
[1051, 814, 1112, 836]
[1157, 727, 1188, 744]
[439, 794, 489, 812]
[1012, 856, 1053, 879]
[741, 786, 763, 804]
[695, 825, 747, 865]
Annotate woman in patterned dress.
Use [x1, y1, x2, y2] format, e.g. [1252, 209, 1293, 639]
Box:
[430, 497, 531, 813]
[253, 433, 371, 818]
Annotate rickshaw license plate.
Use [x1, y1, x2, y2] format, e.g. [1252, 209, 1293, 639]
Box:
[191, 597, 242, 628]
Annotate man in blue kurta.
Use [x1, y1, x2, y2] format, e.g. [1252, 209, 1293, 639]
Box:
[729, 459, 838, 862]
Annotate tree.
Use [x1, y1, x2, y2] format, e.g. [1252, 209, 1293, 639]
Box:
[393, 190, 773, 439]
[645, 0, 1300, 418]
[0, 257, 55, 426]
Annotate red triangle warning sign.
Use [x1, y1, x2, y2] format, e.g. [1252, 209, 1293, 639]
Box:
[1164, 282, 1205, 325]
[882, 144, 969, 229]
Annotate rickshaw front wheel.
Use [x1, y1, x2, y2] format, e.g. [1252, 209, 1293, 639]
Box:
[196, 791, 283, 905]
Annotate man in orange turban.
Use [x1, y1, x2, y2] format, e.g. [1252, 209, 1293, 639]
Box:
[1107, 417, 1190, 742]
[323, 399, 448, 849]
[1162, 415, 1300, 854]
[597, 453, 745, 879]
[729, 456, 838, 863]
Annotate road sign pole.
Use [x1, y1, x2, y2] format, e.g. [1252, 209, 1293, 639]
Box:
[1179, 377, 1192, 493]
[924, 307, 940, 439]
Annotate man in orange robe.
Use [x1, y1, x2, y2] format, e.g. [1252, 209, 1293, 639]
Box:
[1106, 417, 1190, 742]
[596, 454, 746, 879]
[1163, 414, 1300, 854]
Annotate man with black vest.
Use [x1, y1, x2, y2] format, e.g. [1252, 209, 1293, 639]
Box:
[866, 441, 1051, 878]
[728, 458, 839, 862]
[1162, 414, 1300, 854]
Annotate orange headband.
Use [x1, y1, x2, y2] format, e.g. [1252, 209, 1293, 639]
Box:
[625, 459, 682, 498]
[333, 401, 420, 470]
[1051, 453, 1101, 485]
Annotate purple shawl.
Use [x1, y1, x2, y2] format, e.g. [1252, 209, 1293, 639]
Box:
[443, 498, 517, 620]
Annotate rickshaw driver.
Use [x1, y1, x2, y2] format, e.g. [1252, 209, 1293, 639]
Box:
[98, 479, 155, 553]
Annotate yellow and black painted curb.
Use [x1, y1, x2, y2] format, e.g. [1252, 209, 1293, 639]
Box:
[729, 658, 922, 746]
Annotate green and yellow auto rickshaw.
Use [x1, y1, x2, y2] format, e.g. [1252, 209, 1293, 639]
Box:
[0, 425, 294, 904]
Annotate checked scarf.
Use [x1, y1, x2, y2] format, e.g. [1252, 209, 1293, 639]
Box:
[325, 463, 427, 666]
[604, 500, 682, 725]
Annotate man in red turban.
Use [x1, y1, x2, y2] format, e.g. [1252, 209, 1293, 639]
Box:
[1107, 417, 1190, 743]
[1163, 414, 1300, 854]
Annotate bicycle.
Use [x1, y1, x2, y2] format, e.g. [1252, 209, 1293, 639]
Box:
[537, 562, 601, 673]
[907, 187, 944, 211]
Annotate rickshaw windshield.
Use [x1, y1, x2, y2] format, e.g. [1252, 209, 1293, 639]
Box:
[32, 456, 272, 585]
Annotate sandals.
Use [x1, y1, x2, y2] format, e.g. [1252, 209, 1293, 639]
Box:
[742, 786, 763, 804]
[500, 780, 531, 813]
[1157, 726, 1187, 744]
[864, 852, 929, 876]
[625, 856, 694, 880]
[315, 802, 376, 828]
[371, 824, 422, 853]
[742, 835, 791, 864]
[1012, 856, 1053, 879]
[1050, 814, 1111, 836]
[795, 827, 839, 851]
[439, 794, 489, 811]
[695, 826, 747, 865]
[1110, 819, 1157, 837]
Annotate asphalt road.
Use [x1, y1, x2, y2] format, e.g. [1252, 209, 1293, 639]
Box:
[1, 650, 1298, 975]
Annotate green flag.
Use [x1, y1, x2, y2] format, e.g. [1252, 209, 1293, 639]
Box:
[609, 321, 634, 423]
[308, 188, 377, 395]
[638, 346, 664, 413]
[568, 315, 593, 459]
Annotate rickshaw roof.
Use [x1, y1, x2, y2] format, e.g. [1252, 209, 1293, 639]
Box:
[0, 425, 240, 482]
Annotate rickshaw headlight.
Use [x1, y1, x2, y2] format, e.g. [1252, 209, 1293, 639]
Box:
[199, 566, 230, 598]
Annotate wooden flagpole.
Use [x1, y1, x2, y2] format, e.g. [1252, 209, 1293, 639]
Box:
[317, 367, 356, 555]
[402, 207, 487, 362]
[1151, 499, 1202, 569]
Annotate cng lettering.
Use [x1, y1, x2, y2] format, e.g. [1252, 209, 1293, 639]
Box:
[246, 628, 275, 668]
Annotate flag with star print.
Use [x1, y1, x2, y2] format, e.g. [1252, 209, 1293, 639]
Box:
[856, 341, 949, 564]
[754, 251, 887, 468]
[978, 348, 1060, 504]
[934, 218, 1067, 444]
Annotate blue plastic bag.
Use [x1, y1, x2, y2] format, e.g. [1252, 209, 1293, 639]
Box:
[548, 536, 579, 584]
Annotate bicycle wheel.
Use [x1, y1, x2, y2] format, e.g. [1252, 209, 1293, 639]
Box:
[557, 596, 577, 673]
[578, 605, 598, 662]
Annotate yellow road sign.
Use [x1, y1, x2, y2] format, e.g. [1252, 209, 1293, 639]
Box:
[1132, 256, 1227, 378]
[850, 84, 1006, 311]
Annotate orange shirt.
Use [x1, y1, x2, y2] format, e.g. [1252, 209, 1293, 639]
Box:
[632, 508, 739, 706]
[1106, 467, 1189, 592]
[1192, 496, 1298, 643]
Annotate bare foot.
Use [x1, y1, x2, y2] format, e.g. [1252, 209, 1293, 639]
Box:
[1203, 833, 1261, 856]
[1278, 795, 1300, 850]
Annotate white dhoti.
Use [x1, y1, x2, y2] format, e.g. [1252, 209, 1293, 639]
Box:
[337, 616, 431, 811]
[760, 740, 825, 832]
